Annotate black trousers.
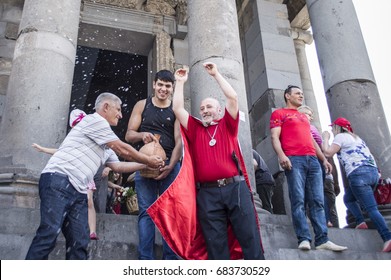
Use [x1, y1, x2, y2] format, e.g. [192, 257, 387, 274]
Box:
[256, 183, 274, 213]
[196, 180, 265, 260]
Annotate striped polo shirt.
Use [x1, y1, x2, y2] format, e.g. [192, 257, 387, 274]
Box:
[42, 112, 120, 193]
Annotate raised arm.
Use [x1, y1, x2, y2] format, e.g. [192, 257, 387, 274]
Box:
[203, 62, 238, 119]
[173, 68, 190, 129]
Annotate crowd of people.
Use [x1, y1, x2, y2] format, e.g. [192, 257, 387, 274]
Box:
[25, 65, 391, 260]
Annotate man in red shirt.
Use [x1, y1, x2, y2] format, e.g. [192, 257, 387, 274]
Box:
[270, 85, 347, 251]
[172, 62, 264, 260]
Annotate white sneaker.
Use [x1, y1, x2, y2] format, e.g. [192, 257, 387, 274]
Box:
[298, 240, 311, 250]
[315, 241, 347, 252]
[382, 240, 391, 252]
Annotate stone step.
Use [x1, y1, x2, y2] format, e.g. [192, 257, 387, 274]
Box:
[264, 248, 391, 260]
[50, 239, 140, 260]
[0, 233, 34, 260]
[0, 232, 159, 260]
[0, 207, 162, 244]
[2, 231, 388, 260]
[260, 221, 386, 253]
[1, 207, 390, 260]
[258, 212, 293, 226]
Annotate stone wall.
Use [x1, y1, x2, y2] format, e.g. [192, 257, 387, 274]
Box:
[0, 0, 22, 125]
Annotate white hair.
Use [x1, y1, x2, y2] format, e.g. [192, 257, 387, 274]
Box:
[95, 92, 122, 110]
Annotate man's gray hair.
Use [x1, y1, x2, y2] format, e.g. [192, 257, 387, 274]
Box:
[297, 105, 313, 114]
[95, 92, 122, 110]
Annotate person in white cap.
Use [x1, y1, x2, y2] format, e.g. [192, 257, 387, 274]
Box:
[322, 117, 391, 252]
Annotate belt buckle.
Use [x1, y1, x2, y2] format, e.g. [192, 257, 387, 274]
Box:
[217, 178, 226, 187]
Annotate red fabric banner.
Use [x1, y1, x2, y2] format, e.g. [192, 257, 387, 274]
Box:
[147, 128, 245, 259]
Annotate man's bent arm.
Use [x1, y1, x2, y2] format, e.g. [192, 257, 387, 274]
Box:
[107, 139, 162, 168]
[106, 161, 146, 174]
[125, 100, 145, 143]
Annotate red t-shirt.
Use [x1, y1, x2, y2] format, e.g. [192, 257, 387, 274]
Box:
[269, 108, 316, 156]
[183, 109, 240, 182]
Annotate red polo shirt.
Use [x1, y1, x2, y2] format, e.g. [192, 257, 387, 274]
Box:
[183, 109, 240, 182]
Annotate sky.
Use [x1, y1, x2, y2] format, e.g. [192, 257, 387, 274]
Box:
[306, 0, 391, 227]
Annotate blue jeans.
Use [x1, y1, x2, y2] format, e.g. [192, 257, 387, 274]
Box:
[345, 165, 391, 242]
[26, 172, 89, 260]
[285, 156, 328, 246]
[135, 162, 180, 260]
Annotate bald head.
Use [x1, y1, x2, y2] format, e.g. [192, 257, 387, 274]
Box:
[199, 97, 222, 124]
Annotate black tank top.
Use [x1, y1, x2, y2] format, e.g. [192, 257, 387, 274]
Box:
[137, 97, 176, 159]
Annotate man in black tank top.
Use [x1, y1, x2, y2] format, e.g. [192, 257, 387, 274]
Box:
[125, 70, 182, 260]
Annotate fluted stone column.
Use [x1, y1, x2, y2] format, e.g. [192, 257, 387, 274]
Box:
[0, 0, 81, 177]
[306, 0, 391, 177]
[187, 0, 265, 213]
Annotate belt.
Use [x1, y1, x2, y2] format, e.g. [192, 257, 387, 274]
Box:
[198, 175, 244, 188]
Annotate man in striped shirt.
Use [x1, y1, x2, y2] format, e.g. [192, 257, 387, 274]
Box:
[26, 92, 165, 260]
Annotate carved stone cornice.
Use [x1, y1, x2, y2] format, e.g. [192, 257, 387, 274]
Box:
[145, 0, 176, 16]
[81, 1, 176, 36]
[83, 0, 188, 25]
[175, 0, 188, 26]
[85, 0, 145, 10]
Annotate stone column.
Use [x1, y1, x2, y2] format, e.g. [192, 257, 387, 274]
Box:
[154, 31, 175, 72]
[291, 27, 322, 130]
[0, 0, 81, 177]
[187, 0, 264, 212]
[306, 0, 391, 177]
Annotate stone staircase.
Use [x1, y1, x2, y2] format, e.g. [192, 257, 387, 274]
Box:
[259, 213, 390, 260]
[0, 206, 390, 260]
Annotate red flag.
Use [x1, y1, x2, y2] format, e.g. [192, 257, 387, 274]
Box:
[147, 128, 260, 259]
[147, 128, 208, 259]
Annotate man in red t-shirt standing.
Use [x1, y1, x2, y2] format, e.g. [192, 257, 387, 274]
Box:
[172, 62, 264, 260]
[270, 85, 347, 252]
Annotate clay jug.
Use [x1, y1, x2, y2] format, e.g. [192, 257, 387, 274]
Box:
[139, 134, 166, 178]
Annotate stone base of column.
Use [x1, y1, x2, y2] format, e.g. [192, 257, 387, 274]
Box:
[0, 164, 39, 209]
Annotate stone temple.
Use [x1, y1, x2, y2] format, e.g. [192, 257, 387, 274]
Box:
[0, 0, 390, 259]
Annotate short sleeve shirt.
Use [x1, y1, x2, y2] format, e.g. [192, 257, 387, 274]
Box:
[270, 108, 316, 156]
[310, 124, 323, 146]
[332, 133, 377, 176]
[182, 109, 240, 182]
[43, 113, 120, 193]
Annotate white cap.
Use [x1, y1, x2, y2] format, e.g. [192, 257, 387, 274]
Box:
[69, 109, 86, 128]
